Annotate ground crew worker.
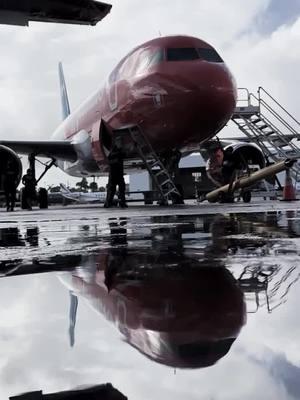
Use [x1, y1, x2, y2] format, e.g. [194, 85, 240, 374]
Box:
[104, 139, 127, 208]
[22, 169, 36, 210]
[3, 161, 17, 212]
[206, 147, 224, 187]
[222, 147, 237, 185]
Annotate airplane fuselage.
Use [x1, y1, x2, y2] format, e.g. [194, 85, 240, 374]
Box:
[52, 35, 237, 177]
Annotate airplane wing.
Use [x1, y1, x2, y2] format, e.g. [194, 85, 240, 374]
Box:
[0, 140, 77, 162]
[0, 0, 112, 27]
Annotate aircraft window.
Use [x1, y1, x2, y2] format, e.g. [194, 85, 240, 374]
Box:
[135, 49, 164, 75]
[166, 48, 199, 61]
[148, 49, 164, 68]
[118, 53, 137, 80]
[108, 67, 120, 84]
[198, 48, 223, 63]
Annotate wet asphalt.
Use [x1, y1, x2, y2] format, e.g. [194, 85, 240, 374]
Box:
[1, 201, 300, 399]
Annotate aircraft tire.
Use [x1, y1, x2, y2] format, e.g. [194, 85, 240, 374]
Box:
[242, 190, 252, 203]
[38, 188, 48, 209]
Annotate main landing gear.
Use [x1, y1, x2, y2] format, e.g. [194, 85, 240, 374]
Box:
[21, 153, 56, 210]
[216, 189, 252, 204]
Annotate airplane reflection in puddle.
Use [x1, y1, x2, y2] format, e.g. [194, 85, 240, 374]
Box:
[62, 249, 246, 369]
[59, 212, 300, 369]
[1, 212, 300, 369]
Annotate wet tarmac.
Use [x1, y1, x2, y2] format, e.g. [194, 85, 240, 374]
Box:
[1, 202, 300, 399]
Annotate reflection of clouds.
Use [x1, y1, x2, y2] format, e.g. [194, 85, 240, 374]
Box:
[247, 348, 300, 400]
[1, 212, 300, 398]
[0, 272, 298, 400]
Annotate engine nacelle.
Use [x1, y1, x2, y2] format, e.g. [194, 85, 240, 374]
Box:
[0, 145, 23, 191]
[206, 142, 265, 187]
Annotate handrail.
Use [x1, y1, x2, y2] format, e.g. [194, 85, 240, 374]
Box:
[250, 91, 299, 138]
[258, 87, 300, 126]
[236, 87, 251, 106]
[260, 99, 299, 137]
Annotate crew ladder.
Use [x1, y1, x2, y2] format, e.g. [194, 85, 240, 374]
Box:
[127, 126, 180, 204]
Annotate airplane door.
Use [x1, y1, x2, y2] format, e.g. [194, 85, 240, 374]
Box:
[91, 120, 107, 169]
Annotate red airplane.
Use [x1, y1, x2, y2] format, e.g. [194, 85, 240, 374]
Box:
[0, 35, 240, 192]
[61, 248, 246, 369]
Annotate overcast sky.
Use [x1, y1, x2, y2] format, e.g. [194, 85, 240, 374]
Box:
[0, 0, 299, 187]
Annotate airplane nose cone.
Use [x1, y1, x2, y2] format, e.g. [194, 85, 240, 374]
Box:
[179, 62, 237, 136]
[148, 62, 237, 148]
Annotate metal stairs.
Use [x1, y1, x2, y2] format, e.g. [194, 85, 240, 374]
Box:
[232, 87, 300, 181]
[127, 126, 180, 203]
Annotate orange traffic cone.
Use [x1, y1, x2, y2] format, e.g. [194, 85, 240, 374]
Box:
[282, 169, 296, 201]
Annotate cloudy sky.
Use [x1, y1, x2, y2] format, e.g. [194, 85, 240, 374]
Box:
[0, 0, 299, 186]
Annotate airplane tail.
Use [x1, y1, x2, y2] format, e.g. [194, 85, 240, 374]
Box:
[58, 62, 71, 120]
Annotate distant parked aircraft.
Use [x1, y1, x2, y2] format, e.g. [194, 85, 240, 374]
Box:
[60, 184, 143, 204]
[60, 184, 107, 203]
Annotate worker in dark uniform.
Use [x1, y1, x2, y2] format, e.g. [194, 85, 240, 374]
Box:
[220, 147, 244, 203]
[22, 168, 36, 210]
[104, 139, 127, 208]
[3, 161, 18, 212]
[222, 147, 237, 185]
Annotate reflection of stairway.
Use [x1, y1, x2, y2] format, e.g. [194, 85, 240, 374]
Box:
[238, 264, 300, 313]
[232, 87, 300, 182]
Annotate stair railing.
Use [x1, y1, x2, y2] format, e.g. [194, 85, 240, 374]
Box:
[257, 87, 300, 138]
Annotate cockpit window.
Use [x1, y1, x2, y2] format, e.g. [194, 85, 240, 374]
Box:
[198, 48, 223, 63]
[148, 49, 164, 68]
[135, 48, 164, 75]
[167, 48, 199, 61]
[166, 47, 224, 63]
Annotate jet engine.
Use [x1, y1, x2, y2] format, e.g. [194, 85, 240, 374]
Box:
[0, 145, 23, 191]
[206, 142, 265, 187]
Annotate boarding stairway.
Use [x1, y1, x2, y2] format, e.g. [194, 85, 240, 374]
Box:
[231, 87, 300, 182]
[238, 264, 300, 313]
[127, 126, 180, 203]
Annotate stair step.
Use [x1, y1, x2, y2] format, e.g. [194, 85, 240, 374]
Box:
[165, 188, 177, 196]
[251, 118, 262, 124]
[258, 124, 269, 130]
[161, 179, 171, 187]
[271, 139, 289, 147]
[263, 131, 276, 136]
[150, 160, 161, 168]
[154, 170, 166, 177]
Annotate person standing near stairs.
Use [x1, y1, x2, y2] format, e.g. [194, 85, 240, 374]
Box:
[104, 138, 128, 208]
[22, 168, 36, 210]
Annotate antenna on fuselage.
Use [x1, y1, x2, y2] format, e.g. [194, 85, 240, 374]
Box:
[58, 62, 71, 120]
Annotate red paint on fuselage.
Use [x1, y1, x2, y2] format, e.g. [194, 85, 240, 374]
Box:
[53, 35, 236, 174]
[62, 251, 245, 369]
